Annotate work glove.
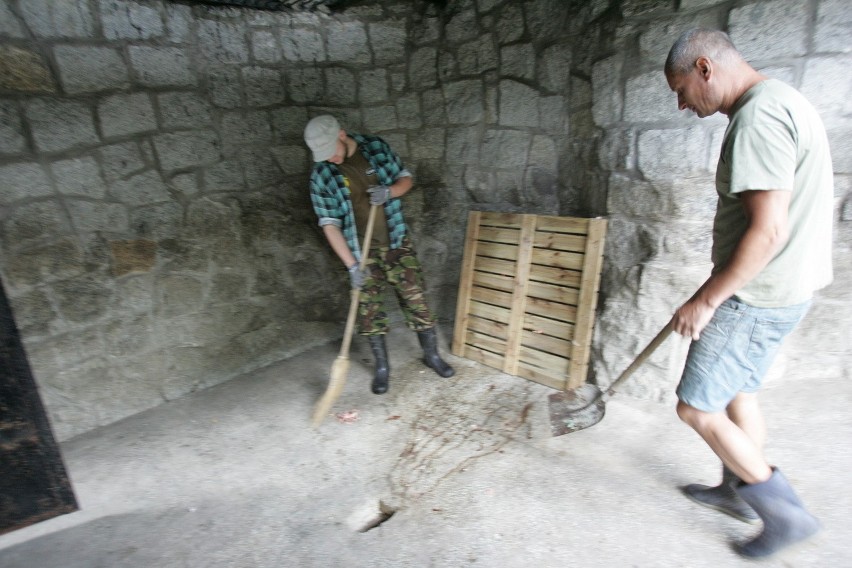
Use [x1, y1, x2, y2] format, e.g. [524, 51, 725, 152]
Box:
[367, 185, 391, 206]
[347, 263, 367, 289]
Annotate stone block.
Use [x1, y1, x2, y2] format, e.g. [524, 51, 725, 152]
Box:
[592, 54, 623, 127]
[131, 202, 184, 240]
[53, 275, 113, 324]
[66, 200, 129, 234]
[408, 127, 444, 161]
[443, 80, 484, 125]
[155, 274, 205, 317]
[26, 99, 98, 153]
[826, 125, 852, 174]
[2, 238, 85, 290]
[243, 66, 284, 107]
[458, 36, 497, 76]
[412, 16, 440, 45]
[241, 148, 282, 189]
[166, 2, 191, 42]
[800, 56, 852, 117]
[252, 30, 282, 63]
[481, 129, 530, 168]
[109, 239, 157, 277]
[99, 0, 164, 40]
[198, 19, 249, 64]
[153, 131, 221, 171]
[0, 162, 53, 206]
[410, 48, 438, 89]
[286, 68, 324, 104]
[446, 127, 481, 165]
[445, 8, 478, 44]
[169, 171, 199, 197]
[758, 65, 796, 85]
[639, 14, 722, 65]
[281, 28, 325, 62]
[0, 46, 56, 93]
[157, 92, 214, 130]
[729, 0, 809, 61]
[99, 141, 146, 182]
[539, 96, 567, 135]
[499, 80, 539, 127]
[360, 69, 389, 104]
[271, 107, 309, 141]
[327, 21, 370, 63]
[363, 105, 399, 133]
[0, 2, 25, 37]
[8, 287, 57, 336]
[51, 156, 107, 199]
[494, 4, 524, 44]
[529, 135, 557, 171]
[369, 20, 406, 64]
[538, 43, 571, 94]
[110, 170, 172, 206]
[203, 160, 244, 192]
[607, 173, 667, 219]
[270, 145, 308, 176]
[501, 43, 535, 81]
[19, 0, 95, 38]
[129, 46, 195, 87]
[0, 101, 26, 155]
[324, 68, 356, 105]
[637, 126, 713, 182]
[624, 71, 677, 123]
[98, 93, 157, 139]
[54, 45, 128, 94]
[206, 68, 243, 109]
[679, 0, 727, 8]
[396, 95, 422, 129]
[815, 0, 852, 53]
[2, 200, 71, 249]
[219, 111, 272, 155]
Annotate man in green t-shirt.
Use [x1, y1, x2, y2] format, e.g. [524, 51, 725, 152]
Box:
[664, 29, 833, 558]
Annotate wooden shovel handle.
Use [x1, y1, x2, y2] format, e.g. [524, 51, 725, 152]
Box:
[337, 204, 378, 359]
[605, 320, 674, 397]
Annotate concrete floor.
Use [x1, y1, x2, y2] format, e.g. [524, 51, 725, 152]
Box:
[1, 328, 850, 567]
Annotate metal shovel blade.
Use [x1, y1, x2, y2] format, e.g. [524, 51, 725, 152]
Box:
[548, 383, 606, 436]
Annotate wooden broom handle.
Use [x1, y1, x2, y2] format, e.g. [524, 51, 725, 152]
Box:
[604, 320, 674, 396]
[338, 204, 378, 358]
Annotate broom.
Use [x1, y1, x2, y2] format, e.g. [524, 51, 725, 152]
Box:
[312, 204, 378, 426]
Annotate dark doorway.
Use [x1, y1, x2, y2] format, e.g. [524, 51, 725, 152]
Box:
[0, 279, 77, 535]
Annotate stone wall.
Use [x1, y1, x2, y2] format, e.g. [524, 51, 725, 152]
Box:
[1, 0, 849, 440]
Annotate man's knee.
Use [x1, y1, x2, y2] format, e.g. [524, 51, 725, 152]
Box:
[677, 400, 708, 429]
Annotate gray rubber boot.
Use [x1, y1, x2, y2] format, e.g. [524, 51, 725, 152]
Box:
[367, 335, 389, 394]
[416, 328, 455, 378]
[683, 465, 759, 524]
[734, 467, 821, 558]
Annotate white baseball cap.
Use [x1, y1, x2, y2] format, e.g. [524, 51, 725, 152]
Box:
[304, 114, 341, 162]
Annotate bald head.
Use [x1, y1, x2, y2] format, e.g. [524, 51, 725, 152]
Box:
[665, 28, 743, 77]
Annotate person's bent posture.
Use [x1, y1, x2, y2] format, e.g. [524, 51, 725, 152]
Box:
[304, 115, 454, 395]
[665, 29, 833, 558]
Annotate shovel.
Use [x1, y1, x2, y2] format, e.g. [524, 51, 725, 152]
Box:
[548, 321, 674, 436]
[312, 204, 378, 426]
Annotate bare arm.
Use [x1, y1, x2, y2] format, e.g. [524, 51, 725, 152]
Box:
[388, 175, 412, 198]
[322, 224, 357, 268]
[673, 189, 791, 339]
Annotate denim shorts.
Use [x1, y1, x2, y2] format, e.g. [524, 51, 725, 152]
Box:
[676, 296, 810, 413]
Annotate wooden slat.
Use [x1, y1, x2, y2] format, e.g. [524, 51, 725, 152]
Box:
[465, 328, 508, 354]
[527, 265, 581, 287]
[468, 315, 509, 339]
[469, 300, 511, 324]
[531, 248, 584, 270]
[470, 286, 513, 309]
[525, 296, 578, 322]
[479, 211, 523, 228]
[472, 270, 514, 293]
[516, 361, 567, 390]
[521, 330, 572, 358]
[473, 257, 516, 277]
[533, 232, 587, 253]
[476, 241, 519, 261]
[518, 345, 570, 372]
[523, 313, 575, 339]
[567, 218, 607, 388]
[477, 226, 521, 244]
[527, 281, 579, 305]
[502, 215, 536, 376]
[536, 215, 589, 234]
[463, 343, 508, 370]
[453, 211, 481, 356]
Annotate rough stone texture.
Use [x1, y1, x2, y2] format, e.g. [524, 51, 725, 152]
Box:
[0, 0, 848, 444]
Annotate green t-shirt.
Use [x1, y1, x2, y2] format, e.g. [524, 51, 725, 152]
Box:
[713, 79, 834, 307]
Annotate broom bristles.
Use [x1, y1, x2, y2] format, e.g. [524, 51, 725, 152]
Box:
[312, 355, 350, 426]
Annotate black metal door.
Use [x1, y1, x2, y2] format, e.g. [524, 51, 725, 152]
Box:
[0, 279, 77, 535]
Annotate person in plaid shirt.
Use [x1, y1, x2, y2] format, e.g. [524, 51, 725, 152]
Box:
[304, 115, 454, 395]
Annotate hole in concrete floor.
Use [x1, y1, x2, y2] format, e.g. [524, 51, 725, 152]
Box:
[358, 500, 397, 533]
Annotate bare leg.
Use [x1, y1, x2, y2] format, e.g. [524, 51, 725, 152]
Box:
[726, 392, 766, 453]
[677, 400, 772, 484]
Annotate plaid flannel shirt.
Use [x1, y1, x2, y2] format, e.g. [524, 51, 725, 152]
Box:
[309, 134, 410, 261]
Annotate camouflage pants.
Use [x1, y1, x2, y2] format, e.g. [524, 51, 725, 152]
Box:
[358, 237, 436, 336]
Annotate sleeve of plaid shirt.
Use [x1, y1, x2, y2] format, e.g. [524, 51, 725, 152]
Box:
[309, 164, 344, 229]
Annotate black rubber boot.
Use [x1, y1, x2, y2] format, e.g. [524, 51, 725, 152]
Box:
[734, 467, 820, 558]
[416, 328, 455, 378]
[683, 465, 759, 524]
[367, 335, 389, 394]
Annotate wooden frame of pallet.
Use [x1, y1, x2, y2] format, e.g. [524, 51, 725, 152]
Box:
[451, 211, 607, 391]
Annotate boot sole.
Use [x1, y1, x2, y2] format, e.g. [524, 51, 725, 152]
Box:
[681, 486, 761, 525]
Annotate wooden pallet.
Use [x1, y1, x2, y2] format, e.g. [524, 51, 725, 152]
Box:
[452, 211, 607, 391]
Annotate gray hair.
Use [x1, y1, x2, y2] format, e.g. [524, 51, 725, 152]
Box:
[665, 28, 743, 76]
